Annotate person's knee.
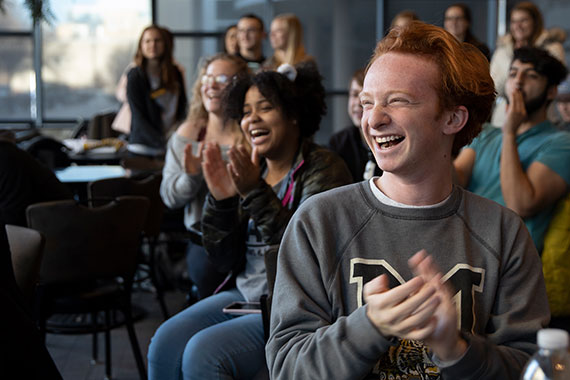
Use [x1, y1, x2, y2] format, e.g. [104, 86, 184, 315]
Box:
[148, 317, 184, 362]
[181, 328, 224, 377]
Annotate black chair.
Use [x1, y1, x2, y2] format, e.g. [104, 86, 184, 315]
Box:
[88, 174, 169, 319]
[19, 135, 71, 170]
[87, 111, 120, 140]
[5, 224, 45, 308]
[27, 196, 149, 380]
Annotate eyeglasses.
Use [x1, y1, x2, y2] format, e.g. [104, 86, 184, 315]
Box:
[444, 16, 465, 22]
[201, 74, 230, 86]
[237, 28, 260, 35]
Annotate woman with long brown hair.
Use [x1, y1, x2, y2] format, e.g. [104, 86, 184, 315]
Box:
[126, 25, 187, 158]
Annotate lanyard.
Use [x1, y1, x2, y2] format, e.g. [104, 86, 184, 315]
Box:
[281, 159, 305, 207]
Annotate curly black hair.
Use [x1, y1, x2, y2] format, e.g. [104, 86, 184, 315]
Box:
[222, 62, 326, 138]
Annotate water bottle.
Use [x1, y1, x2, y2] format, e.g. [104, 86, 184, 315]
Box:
[521, 328, 570, 380]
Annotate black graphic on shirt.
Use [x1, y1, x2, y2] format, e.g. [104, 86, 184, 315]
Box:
[350, 259, 485, 379]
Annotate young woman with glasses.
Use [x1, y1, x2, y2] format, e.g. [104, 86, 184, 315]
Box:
[160, 53, 249, 300]
[150, 63, 352, 380]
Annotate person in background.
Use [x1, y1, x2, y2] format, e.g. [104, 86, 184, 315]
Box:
[113, 27, 185, 136]
[236, 14, 266, 71]
[160, 53, 249, 300]
[126, 25, 187, 158]
[0, 131, 72, 232]
[490, 1, 566, 125]
[223, 24, 239, 55]
[266, 21, 548, 379]
[554, 75, 570, 132]
[329, 68, 381, 182]
[455, 47, 570, 254]
[390, 10, 419, 29]
[263, 13, 314, 70]
[444, 3, 490, 60]
[148, 63, 352, 380]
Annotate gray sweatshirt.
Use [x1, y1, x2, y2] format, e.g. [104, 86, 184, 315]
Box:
[160, 133, 207, 229]
[267, 182, 549, 380]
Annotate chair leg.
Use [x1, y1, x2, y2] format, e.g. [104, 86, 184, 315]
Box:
[35, 287, 47, 345]
[104, 309, 111, 380]
[122, 303, 147, 380]
[148, 240, 169, 319]
[38, 316, 47, 345]
[91, 312, 99, 364]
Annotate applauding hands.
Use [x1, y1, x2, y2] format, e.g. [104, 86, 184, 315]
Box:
[364, 250, 467, 362]
[202, 142, 261, 200]
[183, 141, 204, 175]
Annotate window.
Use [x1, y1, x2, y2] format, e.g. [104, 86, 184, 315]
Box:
[42, 0, 152, 122]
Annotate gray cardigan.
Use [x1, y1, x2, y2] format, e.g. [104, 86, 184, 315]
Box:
[160, 133, 207, 229]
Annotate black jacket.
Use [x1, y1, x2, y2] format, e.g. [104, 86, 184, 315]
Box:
[201, 139, 353, 292]
[126, 66, 187, 153]
[329, 126, 382, 182]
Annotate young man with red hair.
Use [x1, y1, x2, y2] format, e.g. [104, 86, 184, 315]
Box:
[266, 22, 549, 379]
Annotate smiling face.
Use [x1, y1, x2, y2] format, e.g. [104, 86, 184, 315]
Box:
[237, 17, 263, 51]
[360, 52, 455, 177]
[444, 6, 469, 41]
[270, 19, 288, 50]
[224, 26, 239, 55]
[200, 59, 238, 115]
[141, 28, 165, 60]
[510, 10, 534, 44]
[348, 79, 363, 127]
[241, 86, 299, 160]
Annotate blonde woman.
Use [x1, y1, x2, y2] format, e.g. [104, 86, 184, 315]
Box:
[160, 53, 249, 299]
[264, 13, 314, 69]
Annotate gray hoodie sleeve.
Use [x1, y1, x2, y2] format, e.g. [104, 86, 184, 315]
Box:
[160, 133, 205, 209]
[266, 208, 395, 380]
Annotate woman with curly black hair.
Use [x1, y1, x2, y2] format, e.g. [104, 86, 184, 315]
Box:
[147, 63, 352, 379]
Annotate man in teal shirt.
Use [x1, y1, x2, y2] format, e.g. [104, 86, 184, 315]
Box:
[455, 47, 570, 253]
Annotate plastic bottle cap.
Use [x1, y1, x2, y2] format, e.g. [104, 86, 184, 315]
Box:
[537, 329, 569, 350]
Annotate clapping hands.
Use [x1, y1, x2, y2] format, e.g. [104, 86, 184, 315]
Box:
[227, 145, 261, 198]
[201, 142, 261, 200]
[364, 250, 466, 361]
[183, 141, 204, 175]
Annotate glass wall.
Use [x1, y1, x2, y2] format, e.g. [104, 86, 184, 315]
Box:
[0, 0, 32, 30]
[42, 0, 151, 121]
[0, 37, 33, 121]
[0, 0, 33, 124]
[1, 0, 568, 141]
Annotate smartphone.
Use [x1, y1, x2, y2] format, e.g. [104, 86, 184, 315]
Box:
[222, 301, 261, 315]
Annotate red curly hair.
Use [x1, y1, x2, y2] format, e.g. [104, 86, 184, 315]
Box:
[367, 21, 496, 155]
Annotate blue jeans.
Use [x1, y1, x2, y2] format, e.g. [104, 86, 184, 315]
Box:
[147, 288, 266, 380]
